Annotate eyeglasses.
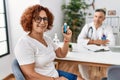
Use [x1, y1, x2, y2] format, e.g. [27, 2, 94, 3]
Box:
[34, 16, 48, 23]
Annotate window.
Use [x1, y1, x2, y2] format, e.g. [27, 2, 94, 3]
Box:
[0, 0, 9, 57]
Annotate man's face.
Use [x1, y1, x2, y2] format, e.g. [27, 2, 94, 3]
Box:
[93, 12, 105, 26]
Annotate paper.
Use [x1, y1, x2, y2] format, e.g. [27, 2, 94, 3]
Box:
[83, 45, 109, 52]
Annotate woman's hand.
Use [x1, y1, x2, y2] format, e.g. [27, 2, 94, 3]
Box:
[62, 26, 72, 42]
[55, 26, 72, 58]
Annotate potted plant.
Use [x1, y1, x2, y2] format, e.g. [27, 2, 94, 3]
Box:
[62, 0, 89, 42]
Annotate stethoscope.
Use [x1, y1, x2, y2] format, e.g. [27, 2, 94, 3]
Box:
[87, 26, 93, 39]
[87, 26, 106, 40]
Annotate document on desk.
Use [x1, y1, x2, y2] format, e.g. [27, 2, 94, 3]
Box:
[83, 45, 109, 52]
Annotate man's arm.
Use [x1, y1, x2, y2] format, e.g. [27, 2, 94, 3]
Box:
[88, 39, 109, 46]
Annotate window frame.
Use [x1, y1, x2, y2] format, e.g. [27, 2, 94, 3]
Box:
[0, 0, 10, 57]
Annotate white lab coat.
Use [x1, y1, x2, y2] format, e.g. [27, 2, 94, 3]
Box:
[77, 22, 115, 46]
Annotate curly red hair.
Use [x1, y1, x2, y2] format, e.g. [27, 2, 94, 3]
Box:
[20, 4, 54, 32]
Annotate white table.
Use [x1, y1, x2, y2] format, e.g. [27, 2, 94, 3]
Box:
[55, 43, 120, 80]
[55, 43, 120, 67]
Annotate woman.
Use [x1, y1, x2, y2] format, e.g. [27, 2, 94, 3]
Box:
[14, 4, 83, 80]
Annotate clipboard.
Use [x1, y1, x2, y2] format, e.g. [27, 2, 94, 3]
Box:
[83, 44, 109, 52]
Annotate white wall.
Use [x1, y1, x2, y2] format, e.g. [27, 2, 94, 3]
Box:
[0, 0, 64, 79]
[95, 0, 120, 16]
[86, 0, 120, 16]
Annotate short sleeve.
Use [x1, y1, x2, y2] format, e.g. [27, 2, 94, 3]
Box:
[14, 39, 35, 65]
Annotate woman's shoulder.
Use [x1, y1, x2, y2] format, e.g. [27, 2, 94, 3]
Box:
[15, 34, 31, 46]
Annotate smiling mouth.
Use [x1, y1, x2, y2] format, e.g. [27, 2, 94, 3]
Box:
[37, 24, 46, 27]
[37, 25, 46, 30]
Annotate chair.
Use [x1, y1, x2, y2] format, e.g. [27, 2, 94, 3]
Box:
[101, 65, 120, 80]
[12, 59, 25, 80]
[11, 59, 59, 80]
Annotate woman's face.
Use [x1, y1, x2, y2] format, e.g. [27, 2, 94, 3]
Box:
[32, 10, 48, 33]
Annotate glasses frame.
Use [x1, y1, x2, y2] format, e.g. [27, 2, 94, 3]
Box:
[34, 16, 48, 23]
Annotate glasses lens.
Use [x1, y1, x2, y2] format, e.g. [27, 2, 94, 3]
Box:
[43, 17, 48, 22]
[34, 16, 48, 23]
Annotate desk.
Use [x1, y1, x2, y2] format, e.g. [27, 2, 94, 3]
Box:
[55, 43, 120, 80]
[56, 43, 120, 67]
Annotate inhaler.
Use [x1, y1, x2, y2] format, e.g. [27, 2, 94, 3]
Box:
[63, 23, 67, 34]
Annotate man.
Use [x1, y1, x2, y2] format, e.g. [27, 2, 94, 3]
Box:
[77, 9, 115, 46]
[77, 9, 115, 80]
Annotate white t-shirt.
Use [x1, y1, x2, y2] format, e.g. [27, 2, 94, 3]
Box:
[77, 22, 115, 46]
[14, 34, 59, 77]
